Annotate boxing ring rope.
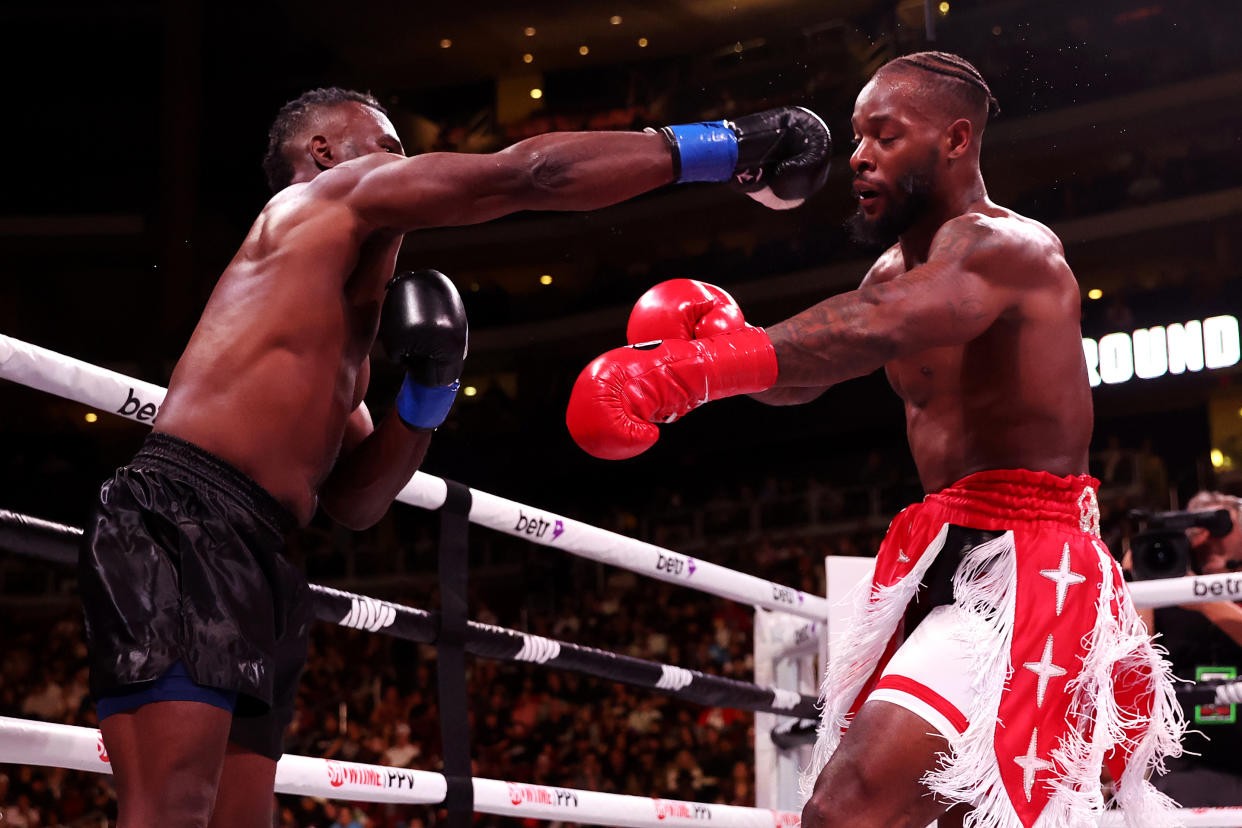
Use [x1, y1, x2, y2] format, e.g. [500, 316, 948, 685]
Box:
[6, 714, 1242, 827]
[0, 509, 819, 720]
[1127, 572, 1242, 610]
[0, 333, 826, 621]
[0, 716, 799, 828]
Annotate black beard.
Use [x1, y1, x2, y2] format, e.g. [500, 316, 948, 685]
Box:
[846, 170, 936, 251]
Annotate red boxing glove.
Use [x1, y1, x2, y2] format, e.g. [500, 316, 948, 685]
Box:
[567, 326, 778, 460]
[626, 279, 748, 344]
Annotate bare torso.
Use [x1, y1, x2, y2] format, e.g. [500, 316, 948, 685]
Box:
[155, 157, 400, 524]
[868, 204, 1093, 493]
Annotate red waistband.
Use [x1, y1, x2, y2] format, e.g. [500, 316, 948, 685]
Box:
[924, 469, 1102, 532]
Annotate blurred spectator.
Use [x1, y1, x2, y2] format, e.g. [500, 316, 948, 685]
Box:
[20, 676, 65, 722]
[330, 804, 365, 828]
[381, 723, 420, 768]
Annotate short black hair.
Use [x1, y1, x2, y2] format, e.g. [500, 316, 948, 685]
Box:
[262, 87, 388, 193]
[882, 51, 1000, 123]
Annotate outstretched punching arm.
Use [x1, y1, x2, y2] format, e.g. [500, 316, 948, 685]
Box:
[349, 132, 675, 232]
[566, 216, 1058, 460]
[345, 107, 831, 233]
[764, 215, 1042, 388]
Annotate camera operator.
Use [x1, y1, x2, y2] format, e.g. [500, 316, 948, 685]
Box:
[1133, 491, 1242, 806]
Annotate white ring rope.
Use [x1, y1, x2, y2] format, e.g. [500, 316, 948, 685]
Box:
[0, 333, 826, 620]
[1, 332, 1224, 616]
[0, 716, 797, 828]
[4, 716, 1242, 827]
[1126, 571, 1242, 609]
[1213, 680, 1242, 705]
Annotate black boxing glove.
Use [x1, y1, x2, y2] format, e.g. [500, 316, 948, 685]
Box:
[380, 269, 468, 430]
[729, 107, 832, 209]
[658, 106, 831, 209]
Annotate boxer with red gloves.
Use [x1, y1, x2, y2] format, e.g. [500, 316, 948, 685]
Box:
[569, 51, 1182, 828]
[567, 279, 768, 460]
[569, 278, 781, 460]
[625, 278, 749, 343]
[567, 326, 777, 460]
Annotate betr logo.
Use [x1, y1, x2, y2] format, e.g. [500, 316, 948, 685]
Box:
[1194, 577, 1242, 598]
[772, 585, 797, 605]
[656, 552, 686, 576]
[515, 510, 563, 541]
[117, 388, 158, 422]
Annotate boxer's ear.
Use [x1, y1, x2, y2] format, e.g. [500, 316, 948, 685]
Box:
[945, 118, 973, 160]
[309, 135, 336, 170]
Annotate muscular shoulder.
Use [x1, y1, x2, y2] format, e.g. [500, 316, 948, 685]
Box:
[255, 157, 403, 236]
[930, 210, 1068, 287]
[859, 244, 905, 287]
[301, 153, 400, 202]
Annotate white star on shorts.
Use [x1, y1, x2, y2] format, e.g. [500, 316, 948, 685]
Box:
[1022, 635, 1067, 708]
[1039, 543, 1086, 616]
[1013, 729, 1055, 802]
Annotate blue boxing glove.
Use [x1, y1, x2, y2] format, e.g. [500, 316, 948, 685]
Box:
[380, 270, 468, 430]
[659, 107, 832, 209]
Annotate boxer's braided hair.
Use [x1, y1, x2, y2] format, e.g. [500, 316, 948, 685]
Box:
[884, 51, 1000, 120]
[263, 87, 388, 193]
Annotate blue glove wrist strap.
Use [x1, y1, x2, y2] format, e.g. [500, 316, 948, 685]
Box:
[396, 376, 460, 430]
[665, 122, 738, 183]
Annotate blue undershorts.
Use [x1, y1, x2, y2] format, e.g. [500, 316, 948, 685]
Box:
[96, 661, 238, 720]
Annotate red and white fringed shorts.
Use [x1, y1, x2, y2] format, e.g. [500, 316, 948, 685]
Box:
[802, 470, 1185, 828]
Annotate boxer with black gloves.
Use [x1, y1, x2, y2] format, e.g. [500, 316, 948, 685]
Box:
[82, 84, 833, 828]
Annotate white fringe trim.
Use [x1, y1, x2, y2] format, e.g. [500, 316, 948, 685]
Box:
[804, 527, 1185, 827]
[922, 531, 1022, 828]
[800, 522, 950, 800]
[1036, 545, 1121, 828]
[921, 537, 1186, 828]
[1037, 544, 1185, 828]
[1099, 554, 1186, 826]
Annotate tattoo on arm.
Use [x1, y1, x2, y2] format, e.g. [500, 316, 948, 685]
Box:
[766, 290, 900, 388]
[766, 218, 1008, 389]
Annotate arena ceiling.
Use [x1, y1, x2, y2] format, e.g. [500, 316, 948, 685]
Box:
[274, 0, 883, 88]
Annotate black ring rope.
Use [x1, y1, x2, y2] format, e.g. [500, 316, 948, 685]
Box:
[0, 508, 820, 720]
